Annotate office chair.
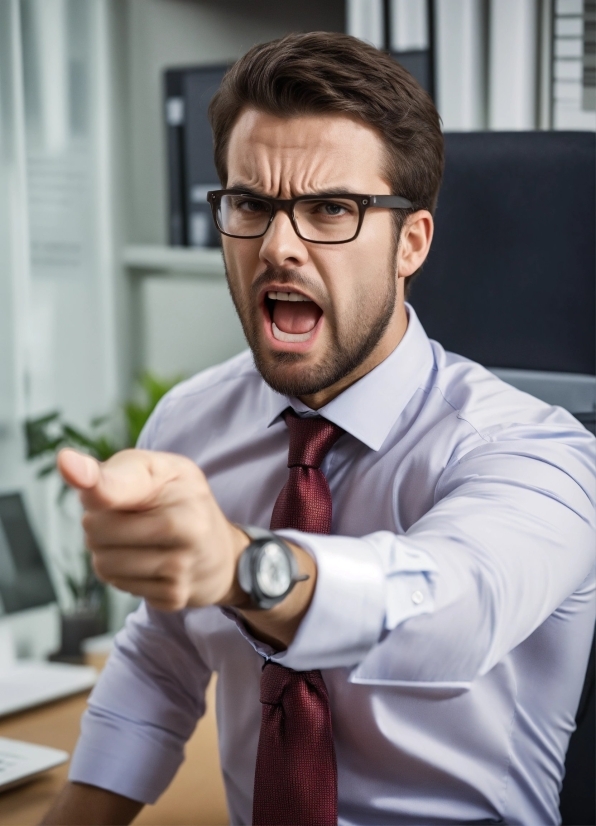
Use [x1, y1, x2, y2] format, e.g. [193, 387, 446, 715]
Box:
[408, 131, 596, 826]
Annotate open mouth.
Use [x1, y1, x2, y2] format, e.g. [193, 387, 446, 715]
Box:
[263, 290, 323, 345]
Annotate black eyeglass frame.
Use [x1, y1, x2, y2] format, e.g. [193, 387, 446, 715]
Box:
[207, 189, 413, 244]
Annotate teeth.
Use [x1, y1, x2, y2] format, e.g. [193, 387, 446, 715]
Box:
[272, 323, 314, 343]
[267, 291, 309, 302]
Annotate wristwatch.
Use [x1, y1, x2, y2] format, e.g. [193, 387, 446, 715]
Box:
[237, 526, 309, 610]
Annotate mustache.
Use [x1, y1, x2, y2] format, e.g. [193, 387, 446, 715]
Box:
[251, 268, 325, 306]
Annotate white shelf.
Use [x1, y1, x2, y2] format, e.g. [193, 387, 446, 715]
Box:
[123, 245, 225, 276]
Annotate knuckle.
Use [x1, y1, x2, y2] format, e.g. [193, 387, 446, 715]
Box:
[90, 552, 108, 583]
[81, 513, 98, 544]
[186, 462, 208, 496]
[160, 509, 182, 542]
[165, 582, 188, 610]
[84, 534, 101, 552]
[162, 550, 191, 581]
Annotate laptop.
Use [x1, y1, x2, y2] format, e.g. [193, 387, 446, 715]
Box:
[0, 663, 96, 791]
[0, 661, 97, 718]
[0, 736, 68, 791]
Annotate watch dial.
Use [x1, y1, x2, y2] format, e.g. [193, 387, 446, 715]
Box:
[256, 542, 292, 598]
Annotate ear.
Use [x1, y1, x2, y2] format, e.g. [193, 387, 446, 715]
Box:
[397, 210, 434, 278]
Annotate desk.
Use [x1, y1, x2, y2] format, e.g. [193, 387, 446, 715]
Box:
[0, 673, 228, 826]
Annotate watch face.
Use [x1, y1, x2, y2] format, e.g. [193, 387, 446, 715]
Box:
[256, 542, 292, 598]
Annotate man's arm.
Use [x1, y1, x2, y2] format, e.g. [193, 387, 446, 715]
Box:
[40, 781, 143, 826]
[57, 447, 316, 649]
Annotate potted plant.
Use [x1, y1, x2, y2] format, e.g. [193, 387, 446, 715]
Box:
[24, 372, 181, 660]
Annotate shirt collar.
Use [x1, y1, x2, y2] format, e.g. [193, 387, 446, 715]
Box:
[265, 303, 436, 451]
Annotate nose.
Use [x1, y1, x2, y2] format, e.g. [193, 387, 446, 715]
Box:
[259, 209, 309, 270]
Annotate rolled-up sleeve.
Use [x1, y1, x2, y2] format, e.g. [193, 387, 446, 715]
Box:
[69, 603, 212, 803]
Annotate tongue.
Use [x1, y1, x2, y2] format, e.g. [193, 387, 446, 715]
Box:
[272, 301, 322, 334]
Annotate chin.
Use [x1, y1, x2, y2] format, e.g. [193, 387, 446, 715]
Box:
[254, 350, 325, 398]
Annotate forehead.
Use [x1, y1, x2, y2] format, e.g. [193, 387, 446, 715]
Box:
[225, 109, 389, 195]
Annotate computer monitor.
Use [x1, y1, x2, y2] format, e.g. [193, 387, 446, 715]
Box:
[0, 493, 56, 615]
[0, 493, 59, 661]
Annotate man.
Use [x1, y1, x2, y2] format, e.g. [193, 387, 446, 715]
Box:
[44, 32, 595, 826]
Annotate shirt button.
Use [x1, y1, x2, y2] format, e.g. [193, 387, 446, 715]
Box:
[411, 590, 424, 605]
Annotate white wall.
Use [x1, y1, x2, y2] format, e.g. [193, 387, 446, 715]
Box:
[123, 0, 344, 381]
[435, 0, 488, 130]
[488, 0, 539, 129]
[0, 1, 130, 646]
[0, 0, 29, 496]
[0, 0, 61, 656]
[125, 0, 345, 246]
[141, 276, 247, 378]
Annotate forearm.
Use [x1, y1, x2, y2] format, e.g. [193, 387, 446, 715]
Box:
[40, 781, 143, 826]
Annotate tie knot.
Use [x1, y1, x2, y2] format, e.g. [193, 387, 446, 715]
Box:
[260, 661, 328, 706]
[284, 409, 344, 469]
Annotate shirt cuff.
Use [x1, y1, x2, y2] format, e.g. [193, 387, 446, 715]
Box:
[69, 706, 184, 804]
[363, 531, 437, 630]
[223, 531, 438, 672]
[272, 531, 387, 670]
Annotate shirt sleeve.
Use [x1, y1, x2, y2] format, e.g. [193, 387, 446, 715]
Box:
[261, 427, 596, 683]
[68, 601, 212, 803]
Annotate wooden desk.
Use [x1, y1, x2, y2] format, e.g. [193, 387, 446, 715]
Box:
[0, 674, 228, 826]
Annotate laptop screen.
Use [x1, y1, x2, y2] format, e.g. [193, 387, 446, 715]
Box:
[0, 494, 56, 615]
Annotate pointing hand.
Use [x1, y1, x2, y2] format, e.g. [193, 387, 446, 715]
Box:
[57, 448, 248, 611]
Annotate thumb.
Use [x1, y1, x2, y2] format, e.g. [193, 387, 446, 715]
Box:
[57, 448, 100, 490]
[59, 447, 168, 511]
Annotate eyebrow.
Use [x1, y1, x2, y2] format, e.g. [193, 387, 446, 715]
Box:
[225, 183, 363, 198]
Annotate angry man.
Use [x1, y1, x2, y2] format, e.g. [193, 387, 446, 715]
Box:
[44, 32, 595, 826]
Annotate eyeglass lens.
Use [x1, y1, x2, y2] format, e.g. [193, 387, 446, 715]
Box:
[218, 194, 360, 242]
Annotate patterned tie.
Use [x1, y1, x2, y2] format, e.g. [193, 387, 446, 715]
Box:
[252, 409, 344, 826]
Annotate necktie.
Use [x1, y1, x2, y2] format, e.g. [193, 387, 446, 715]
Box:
[253, 409, 344, 826]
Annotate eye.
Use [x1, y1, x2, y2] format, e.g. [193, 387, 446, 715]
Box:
[305, 199, 355, 218]
[321, 202, 346, 216]
[233, 198, 269, 214]
[241, 199, 267, 213]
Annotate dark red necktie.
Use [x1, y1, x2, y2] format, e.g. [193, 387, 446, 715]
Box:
[252, 410, 344, 826]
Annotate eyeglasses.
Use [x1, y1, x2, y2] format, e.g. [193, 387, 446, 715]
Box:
[207, 189, 413, 244]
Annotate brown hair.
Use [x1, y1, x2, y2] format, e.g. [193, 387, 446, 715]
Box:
[209, 31, 444, 288]
[209, 32, 443, 286]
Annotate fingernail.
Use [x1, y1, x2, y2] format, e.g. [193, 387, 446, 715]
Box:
[66, 450, 98, 488]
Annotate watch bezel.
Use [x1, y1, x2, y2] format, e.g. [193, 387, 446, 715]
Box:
[237, 529, 305, 610]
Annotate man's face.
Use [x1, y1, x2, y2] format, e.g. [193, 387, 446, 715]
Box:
[222, 109, 407, 407]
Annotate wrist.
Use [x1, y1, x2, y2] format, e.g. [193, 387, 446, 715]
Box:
[239, 542, 316, 649]
[217, 525, 252, 608]
[234, 527, 310, 610]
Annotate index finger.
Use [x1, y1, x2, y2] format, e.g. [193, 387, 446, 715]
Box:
[57, 448, 162, 512]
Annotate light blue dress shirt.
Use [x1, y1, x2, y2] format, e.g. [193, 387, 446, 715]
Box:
[70, 305, 596, 825]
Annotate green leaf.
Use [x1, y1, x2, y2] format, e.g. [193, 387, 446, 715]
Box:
[25, 372, 182, 491]
[93, 434, 121, 461]
[57, 481, 71, 504]
[64, 572, 83, 601]
[62, 425, 101, 452]
[124, 371, 181, 446]
[24, 412, 64, 459]
[37, 462, 57, 478]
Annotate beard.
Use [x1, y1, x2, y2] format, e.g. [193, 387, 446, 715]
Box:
[223, 240, 398, 398]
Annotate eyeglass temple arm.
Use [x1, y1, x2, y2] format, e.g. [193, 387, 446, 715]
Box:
[369, 195, 413, 209]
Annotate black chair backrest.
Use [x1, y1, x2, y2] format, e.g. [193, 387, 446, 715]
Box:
[409, 130, 595, 825]
[409, 131, 595, 375]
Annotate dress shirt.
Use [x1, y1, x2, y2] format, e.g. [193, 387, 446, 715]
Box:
[70, 304, 596, 825]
